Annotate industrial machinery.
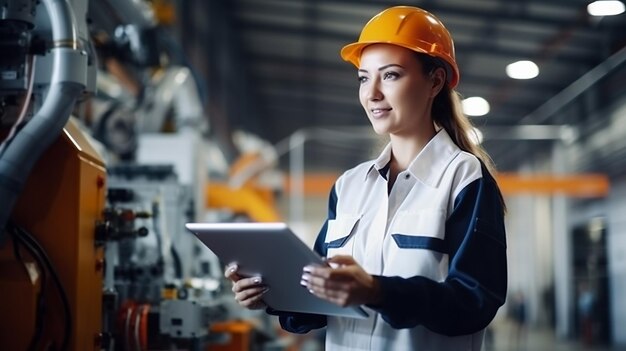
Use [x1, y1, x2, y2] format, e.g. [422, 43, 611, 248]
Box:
[0, 0, 102, 349]
[0, 0, 287, 350]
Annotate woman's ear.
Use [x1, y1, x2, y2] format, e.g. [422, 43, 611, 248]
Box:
[429, 67, 446, 98]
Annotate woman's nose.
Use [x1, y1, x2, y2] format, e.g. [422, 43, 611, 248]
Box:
[366, 82, 383, 101]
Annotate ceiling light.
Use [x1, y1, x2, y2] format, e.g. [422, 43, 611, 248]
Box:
[467, 127, 484, 145]
[462, 96, 490, 116]
[587, 0, 625, 16]
[506, 60, 539, 79]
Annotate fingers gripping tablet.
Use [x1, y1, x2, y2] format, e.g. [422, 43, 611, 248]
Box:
[186, 222, 368, 319]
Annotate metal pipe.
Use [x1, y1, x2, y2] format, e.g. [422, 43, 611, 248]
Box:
[47, 0, 79, 49]
[0, 0, 87, 236]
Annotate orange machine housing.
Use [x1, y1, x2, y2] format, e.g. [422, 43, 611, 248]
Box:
[209, 321, 254, 351]
[0, 118, 107, 350]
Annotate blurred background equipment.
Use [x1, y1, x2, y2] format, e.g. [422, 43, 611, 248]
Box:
[0, 0, 288, 350]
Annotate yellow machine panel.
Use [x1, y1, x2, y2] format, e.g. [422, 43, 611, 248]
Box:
[0, 118, 107, 350]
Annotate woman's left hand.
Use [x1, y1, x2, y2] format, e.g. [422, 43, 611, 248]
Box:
[301, 255, 381, 307]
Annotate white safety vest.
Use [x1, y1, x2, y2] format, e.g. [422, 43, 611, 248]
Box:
[273, 129, 507, 351]
[325, 130, 485, 351]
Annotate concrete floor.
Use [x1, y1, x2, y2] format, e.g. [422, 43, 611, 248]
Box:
[282, 320, 626, 351]
[272, 317, 626, 351]
[487, 319, 626, 351]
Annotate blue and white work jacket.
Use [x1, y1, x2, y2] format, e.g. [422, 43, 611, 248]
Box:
[270, 129, 507, 351]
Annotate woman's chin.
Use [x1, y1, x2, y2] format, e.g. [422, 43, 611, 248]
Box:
[370, 127, 387, 136]
[368, 121, 389, 135]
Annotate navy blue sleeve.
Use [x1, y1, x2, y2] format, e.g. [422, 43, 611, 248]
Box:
[312, 184, 337, 257]
[268, 184, 338, 333]
[367, 165, 507, 336]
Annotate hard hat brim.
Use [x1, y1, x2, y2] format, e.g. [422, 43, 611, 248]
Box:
[340, 41, 460, 88]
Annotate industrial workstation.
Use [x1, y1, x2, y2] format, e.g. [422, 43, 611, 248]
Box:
[1, 0, 626, 350]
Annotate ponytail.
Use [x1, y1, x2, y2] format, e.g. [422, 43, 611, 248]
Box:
[433, 86, 497, 175]
[418, 54, 506, 210]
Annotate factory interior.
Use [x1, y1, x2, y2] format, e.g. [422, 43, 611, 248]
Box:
[1, 0, 626, 350]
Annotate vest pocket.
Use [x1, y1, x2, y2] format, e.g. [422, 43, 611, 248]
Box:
[391, 234, 448, 254]
[384, 209, 448, 279]
[389, 209, 446, 243]
[325, 215, 361, 250]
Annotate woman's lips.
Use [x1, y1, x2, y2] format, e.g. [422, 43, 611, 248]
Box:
[371, 108, 392, 118]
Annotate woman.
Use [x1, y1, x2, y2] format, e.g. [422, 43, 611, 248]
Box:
[226, 6, 507, 350]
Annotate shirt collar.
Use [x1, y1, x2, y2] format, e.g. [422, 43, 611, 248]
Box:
[365, 129, 461, 187]
[365, 143, 393, 180]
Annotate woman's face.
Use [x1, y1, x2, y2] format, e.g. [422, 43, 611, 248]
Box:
[358, 44, 442, 138]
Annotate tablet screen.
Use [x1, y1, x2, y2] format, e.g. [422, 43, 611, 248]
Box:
[186, 222, 368, 319]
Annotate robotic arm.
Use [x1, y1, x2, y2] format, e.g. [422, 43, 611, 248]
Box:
[0, 0, 93, 236]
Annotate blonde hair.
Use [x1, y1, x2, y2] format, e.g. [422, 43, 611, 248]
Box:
[418, 54, 506, 208]
[436, 87, 498, 176]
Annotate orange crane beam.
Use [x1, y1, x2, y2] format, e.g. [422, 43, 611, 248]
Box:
[283, 172, 610, 198]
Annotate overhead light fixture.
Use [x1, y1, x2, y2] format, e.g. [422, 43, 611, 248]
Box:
[506, 60, 539, 80]
[462, 96, 490, 116]
[587, 0, 625, 16]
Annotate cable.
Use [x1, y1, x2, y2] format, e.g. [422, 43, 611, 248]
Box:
[10, 224, 47, 351]
[170, 246, 183, 279]
[14, 225, 72, 351]
[0, 55, 36, 155]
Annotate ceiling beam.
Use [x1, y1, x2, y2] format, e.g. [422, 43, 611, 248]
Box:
[237, 0, 602, 32]
[519, 45, 626, 124]
[238, 21, 599, 66]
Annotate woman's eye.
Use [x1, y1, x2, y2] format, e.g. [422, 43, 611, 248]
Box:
[357, 76, 368, 83]
[383, 71, 399, 80]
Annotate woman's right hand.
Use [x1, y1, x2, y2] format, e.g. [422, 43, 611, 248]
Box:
[224, 263, 269, 310]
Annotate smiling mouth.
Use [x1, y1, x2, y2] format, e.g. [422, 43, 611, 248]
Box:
[371, 108, 392, 113]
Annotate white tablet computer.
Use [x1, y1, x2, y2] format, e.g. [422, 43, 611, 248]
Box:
[186, 222, 369, 319]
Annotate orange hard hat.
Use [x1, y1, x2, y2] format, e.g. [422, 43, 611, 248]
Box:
[341, 6, 460, 88]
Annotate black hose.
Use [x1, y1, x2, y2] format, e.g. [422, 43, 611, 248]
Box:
[10, 223, 47, 351]
[15, 225, 72, 351]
